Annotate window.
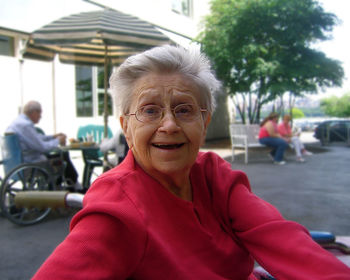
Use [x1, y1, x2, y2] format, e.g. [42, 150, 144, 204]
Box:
[97, 67, 113, 116]
[172, 0, 192, 17]
[76, 66, 93, 117]
[75, 65, 113, 117]
[0, 35, 14, 57]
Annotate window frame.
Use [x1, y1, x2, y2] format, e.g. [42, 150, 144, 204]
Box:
[75, 65, 113, 118]
[0, 34, 15, 57]
[171, 0, 192, 17]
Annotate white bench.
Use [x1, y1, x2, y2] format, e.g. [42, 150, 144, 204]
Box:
[229, 124, 265, 164]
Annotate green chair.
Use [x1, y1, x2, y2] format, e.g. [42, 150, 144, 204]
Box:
[77, 125, 113, 189]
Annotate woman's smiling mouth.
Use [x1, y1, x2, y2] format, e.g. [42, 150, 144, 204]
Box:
[152, 143, 185, 149]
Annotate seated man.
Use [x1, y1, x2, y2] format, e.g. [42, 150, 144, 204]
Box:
[6, 100, 82, 191]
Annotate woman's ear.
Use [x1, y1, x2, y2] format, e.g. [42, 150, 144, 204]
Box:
[120, 116, 127, 134]
[120, 116, 132, 149]
[201, 114, 211, 146]
[204, 114, 211, 130]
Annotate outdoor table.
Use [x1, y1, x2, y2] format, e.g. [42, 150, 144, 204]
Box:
[61, 142, 101, 189]
[62, 142, 98, 151]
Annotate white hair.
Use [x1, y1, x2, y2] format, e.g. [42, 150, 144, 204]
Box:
[109, 44, 221, 116]
[23, 100, 41, 115]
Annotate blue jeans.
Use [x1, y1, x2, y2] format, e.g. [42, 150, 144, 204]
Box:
[259, 137, 289, 162]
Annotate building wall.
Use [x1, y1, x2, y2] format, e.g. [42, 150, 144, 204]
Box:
[0, 56, 23, 133]
[98, 0, 210, 38]
[0, 0, 230, 141]
[206, 90, 230, 140]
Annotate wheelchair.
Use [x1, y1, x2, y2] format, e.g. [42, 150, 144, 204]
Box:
[0, 133, 71, 226]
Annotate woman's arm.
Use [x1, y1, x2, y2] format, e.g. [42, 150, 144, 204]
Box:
[21, 125, 59, 153]
[264, 121, 280, 138]
[32, 212, 145, 279]
[229, 184, 350, 279]
[278, 123, 293, 138]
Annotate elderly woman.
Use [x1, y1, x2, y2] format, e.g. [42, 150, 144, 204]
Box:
[33, 45, 350, 279]
[258, 112, 289, 165]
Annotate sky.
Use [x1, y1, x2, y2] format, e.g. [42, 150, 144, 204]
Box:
[0, 0, 349, 99]
[0, 0, 97, 32]
[314, 0, 350, 99]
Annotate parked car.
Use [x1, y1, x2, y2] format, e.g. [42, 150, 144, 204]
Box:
[314, 120, 350, 145]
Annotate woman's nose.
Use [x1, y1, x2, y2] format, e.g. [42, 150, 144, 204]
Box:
[158, 110, 181, 133]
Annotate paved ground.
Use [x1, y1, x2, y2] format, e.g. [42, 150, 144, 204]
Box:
[0, 132, 349, 279]
[202, 132, 350, 234]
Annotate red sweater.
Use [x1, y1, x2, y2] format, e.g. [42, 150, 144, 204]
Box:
[33, 151, 350, 279]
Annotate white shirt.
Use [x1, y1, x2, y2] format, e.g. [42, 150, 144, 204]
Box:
[6, 114, 59, 163]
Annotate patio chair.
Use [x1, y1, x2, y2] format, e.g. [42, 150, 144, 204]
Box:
[77, 125, 113, 189]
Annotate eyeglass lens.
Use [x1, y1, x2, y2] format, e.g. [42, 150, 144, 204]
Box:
[136, 104, 201, 123]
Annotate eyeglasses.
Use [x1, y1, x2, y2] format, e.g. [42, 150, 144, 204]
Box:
[126, 103, 207, 123]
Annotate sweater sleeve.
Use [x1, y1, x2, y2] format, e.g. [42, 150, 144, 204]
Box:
[199, 152, 350, 280]
[32, 177, 147, 279]
[21, 124, 59, 153]
[229, 184, 350, 280]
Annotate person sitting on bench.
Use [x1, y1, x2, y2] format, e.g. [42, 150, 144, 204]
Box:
[258, 112, 289, 165]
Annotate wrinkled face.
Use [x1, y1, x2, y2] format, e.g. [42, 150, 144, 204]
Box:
[120, 73, 211, 179]
[29, 109, 42, 124]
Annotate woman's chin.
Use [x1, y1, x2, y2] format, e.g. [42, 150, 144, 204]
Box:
[151, 160, 190, 176]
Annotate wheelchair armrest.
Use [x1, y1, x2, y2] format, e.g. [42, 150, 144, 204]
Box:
[309, 230, 336, 244]
[14, 191, 84, 209]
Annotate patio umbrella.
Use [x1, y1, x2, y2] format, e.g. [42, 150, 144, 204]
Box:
[22, 8, 172, 136]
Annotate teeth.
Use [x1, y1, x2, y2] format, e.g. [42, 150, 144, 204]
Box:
[153, 143, 183, 149]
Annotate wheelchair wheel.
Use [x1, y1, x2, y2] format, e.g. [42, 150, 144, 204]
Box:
[0, 163, 53, 225]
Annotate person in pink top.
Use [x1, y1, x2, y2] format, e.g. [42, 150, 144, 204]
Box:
[32, 45, 350, 280]
[278, 114, 312, 162]
[258, 112, 289, 165]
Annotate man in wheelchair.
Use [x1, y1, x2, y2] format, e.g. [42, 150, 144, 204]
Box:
[6, 100, 82, 191]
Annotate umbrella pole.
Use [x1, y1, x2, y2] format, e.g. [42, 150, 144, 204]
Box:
[52, 59, 57, 133]
[103, 45, 108, 138]
[103, 45, 109, 171]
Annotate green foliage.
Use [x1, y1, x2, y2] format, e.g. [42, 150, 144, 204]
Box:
[198, 0, 344, 124]
[320, 93, 350, 117]
[298, 107, 325, 117]
[291, 107, 305, 119]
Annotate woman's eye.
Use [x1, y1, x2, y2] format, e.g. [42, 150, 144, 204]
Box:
[141, 106, 160, 115]
[176, 105, 193, 115]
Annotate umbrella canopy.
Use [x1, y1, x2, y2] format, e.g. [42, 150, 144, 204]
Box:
[23, 8, 171, 65]
[23, 8, 172, 136]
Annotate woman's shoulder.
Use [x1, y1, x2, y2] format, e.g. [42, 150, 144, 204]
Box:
[82, 152, 138, 202]
[87, 158, 144, 199]
[196, 151, 245, 172]
[194, 152, 251, 191]
[75, 157, 149, 228]
[265, 120, 273, 126]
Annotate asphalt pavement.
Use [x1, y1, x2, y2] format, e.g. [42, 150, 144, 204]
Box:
[203, 133, 350, 235]
[0, 133, 349, 279]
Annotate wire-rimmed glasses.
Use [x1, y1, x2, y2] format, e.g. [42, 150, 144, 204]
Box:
[126, 103, 207, 123]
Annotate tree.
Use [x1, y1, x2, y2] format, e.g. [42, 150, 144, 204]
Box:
[320, 93, 350, 117]
[198, 0, 344, 124]
[291, 107, 305, 119]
